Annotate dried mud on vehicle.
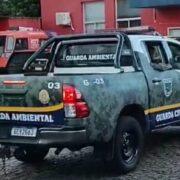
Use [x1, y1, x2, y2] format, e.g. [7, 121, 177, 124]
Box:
[1, 32, 180, 174]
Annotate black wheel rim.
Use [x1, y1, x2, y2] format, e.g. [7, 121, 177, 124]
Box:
[121, 131, 138, 163]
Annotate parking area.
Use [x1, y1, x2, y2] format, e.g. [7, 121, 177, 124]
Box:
[1, 127, 180, 180]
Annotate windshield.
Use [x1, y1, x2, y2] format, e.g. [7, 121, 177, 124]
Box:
[55, 41, 118, 67]
[0, 36, 6, 56]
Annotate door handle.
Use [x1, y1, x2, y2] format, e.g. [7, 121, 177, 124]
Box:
[152, 78, 162, 83]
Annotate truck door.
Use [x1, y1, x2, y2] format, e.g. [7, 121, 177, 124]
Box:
[0, 36, 14, 69]
[141, 40, 180, 128]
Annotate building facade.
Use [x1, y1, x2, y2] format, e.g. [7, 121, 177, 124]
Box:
[1, 0, 179, 36]
[130, 0, 180, 8]
[0, 17, 41, 31]
[131, 0, 180, 36]
[40, 0, 141, 35]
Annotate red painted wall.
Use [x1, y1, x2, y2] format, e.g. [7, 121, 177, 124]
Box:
[40, 0, 116, 35]
[0, 17, 41, 31]
[8, 18, 41, 30]
[141, 8, 180, 36]
[0, 18, 9, 31]
[105, 0, 116, 29]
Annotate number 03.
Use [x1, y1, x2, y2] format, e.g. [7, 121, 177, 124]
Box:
[48, 82, 61, 89]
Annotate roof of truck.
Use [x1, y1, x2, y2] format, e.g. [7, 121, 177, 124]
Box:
[0, 30, 48, 39]
[164, 37, 180, 44]
[128, 34, 164, 41]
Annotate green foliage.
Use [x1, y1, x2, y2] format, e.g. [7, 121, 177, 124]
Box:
[0, 0, 41, 17]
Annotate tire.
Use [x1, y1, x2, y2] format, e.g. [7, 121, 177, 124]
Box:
[114, 116, 144, 174]
[14, 146, 49, 163]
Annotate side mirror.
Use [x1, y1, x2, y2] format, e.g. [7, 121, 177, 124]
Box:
[27, 58, 49, 72]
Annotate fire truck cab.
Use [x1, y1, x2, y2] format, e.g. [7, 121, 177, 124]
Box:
[0, 30, 51, 73]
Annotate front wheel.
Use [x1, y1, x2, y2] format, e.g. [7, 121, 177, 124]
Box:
[114, 116, 144, 174]
[14, 146, 49, 163]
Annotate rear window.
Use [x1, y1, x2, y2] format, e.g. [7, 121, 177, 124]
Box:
[55, 42, 117, 67]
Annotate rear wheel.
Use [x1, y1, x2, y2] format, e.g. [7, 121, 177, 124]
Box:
[14, 146, 49, 163]
[114, 116, 144, 174]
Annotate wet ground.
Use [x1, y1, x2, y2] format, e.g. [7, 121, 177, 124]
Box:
[1, 126, 180, 180]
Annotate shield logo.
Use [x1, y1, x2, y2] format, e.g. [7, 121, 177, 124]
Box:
[163, 79, 173, 97]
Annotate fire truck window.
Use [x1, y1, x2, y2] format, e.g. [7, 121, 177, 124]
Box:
[15, 38, 28, 50]
[0, 36, 5, 56]
[6, 36, 15, 51]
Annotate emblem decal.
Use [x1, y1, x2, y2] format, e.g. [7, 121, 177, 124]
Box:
[39, 89, 50, 104]
[163, 78, 173, 97]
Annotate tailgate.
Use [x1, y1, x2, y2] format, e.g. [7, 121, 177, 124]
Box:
[0, 75, 64, 126]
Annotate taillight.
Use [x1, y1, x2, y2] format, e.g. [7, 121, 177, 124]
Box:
[63, 85, 90, 118]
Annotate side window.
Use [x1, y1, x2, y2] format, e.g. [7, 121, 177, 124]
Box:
[145, 42, 168, 65]
[15, 38, 28, 50]
[6, 36, 15, 51]
[0, 36, 6, 56]
[120, 40, 134, 67]
[168, 42, 180, 69]
[168, 42, 180, 59]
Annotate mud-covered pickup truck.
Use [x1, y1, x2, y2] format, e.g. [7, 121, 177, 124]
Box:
[0, 32, 180, 174]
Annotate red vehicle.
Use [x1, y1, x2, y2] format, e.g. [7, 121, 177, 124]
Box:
[0, 30, 52, 73]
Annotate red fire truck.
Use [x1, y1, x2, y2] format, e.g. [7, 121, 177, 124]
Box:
[0, 30, 53, 73]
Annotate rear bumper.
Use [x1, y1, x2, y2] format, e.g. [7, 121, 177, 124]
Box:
[0, 126, 88, 147]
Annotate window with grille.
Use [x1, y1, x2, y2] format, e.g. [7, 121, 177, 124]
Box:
[117, 0, 141, 28]
[83, 2, 105, 33]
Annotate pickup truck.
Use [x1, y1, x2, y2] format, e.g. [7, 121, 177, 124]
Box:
[0, 32, 180, 174]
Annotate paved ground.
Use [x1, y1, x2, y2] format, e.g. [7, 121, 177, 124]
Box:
[1, 127, 180, 180]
